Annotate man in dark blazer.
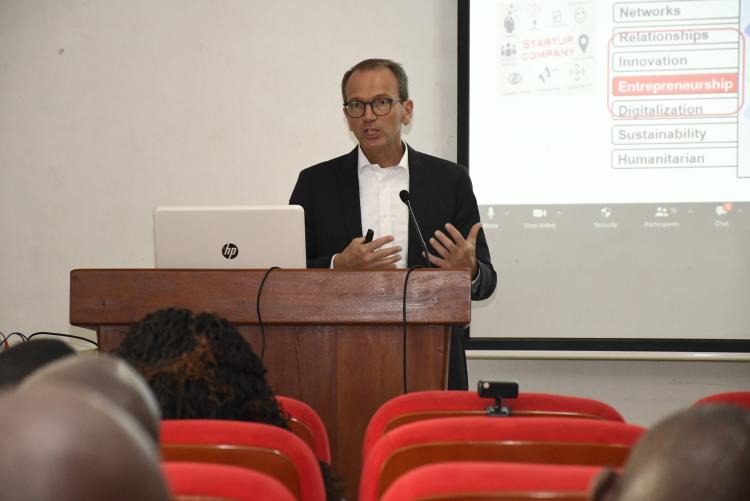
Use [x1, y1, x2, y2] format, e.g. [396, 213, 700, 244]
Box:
[289, 59, 496, 389]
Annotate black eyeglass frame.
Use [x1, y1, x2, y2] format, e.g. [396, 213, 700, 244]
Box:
[343, 97, 406, 118]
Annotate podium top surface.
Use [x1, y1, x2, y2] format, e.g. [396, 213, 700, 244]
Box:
[70, 269, 471, 327]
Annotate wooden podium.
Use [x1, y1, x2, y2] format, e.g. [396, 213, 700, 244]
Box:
[70, 268, 471, 498]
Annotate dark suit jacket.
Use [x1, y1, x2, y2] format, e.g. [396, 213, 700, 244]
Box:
[289, 145, 497, 300]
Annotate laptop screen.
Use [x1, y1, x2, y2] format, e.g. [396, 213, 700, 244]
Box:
[154, 205, 306, 269]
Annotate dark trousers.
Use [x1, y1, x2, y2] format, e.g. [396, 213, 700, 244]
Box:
[447, 327, 468, 390]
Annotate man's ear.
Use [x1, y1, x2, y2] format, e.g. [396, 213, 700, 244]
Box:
[589, 469, 620, 501]
[402, 99, 413, 125]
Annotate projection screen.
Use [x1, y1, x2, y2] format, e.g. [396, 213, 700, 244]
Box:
[460, 0, 750, 349]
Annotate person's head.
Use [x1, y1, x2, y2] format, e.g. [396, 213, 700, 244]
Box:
[0, 338, 76, 389]
[0, 383, 169, 501]
[591, 404, 750, 501]
[21, 353, 161, 442]
[341, 58, 413, 165]
[115, 307, 287, 428]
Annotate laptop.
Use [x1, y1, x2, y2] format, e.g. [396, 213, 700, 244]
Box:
[154, 205, 306, 269]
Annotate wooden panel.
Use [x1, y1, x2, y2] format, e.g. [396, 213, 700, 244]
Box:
[405, 326, 448, 392]
[97, 326, 128, 353]
[70, 269, 470, 326]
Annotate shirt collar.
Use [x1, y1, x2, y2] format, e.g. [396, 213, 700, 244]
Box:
[357, 142, 409, 173]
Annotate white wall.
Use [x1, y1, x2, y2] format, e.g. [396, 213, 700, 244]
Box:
[0, 0, 457, 340]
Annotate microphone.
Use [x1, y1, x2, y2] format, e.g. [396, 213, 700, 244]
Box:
[399, 190, 431, 267]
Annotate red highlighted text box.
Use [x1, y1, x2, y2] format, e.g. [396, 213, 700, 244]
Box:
[613, 73, 738, 96]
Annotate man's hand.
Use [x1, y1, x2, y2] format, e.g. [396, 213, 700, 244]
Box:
[427, 222, 481, 277]
[333, 235, 401, 269]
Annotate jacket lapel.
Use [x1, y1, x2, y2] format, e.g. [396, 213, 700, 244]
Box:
[336, 147, 363, 241]
[407, 146, 431, 267]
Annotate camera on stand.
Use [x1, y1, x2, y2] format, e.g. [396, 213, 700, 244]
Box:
[477, 380, 519, 416]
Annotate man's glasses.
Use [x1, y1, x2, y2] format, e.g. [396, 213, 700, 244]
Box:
[343, 98, 405, 118]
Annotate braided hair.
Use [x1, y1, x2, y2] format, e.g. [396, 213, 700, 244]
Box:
[114, 308, 288, 429]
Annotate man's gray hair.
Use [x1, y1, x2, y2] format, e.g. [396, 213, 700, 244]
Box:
[341, 58, 409, 102]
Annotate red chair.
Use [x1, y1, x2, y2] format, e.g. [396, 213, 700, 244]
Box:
[381, 462, 603, 501]
[359, 416, 645, 501]
[363, 390, 625, 460]
[162, 462, 295, 501]
[160, 420, 325, 501]
[276, 395, 331, 463]
[694, 391, 750, 412]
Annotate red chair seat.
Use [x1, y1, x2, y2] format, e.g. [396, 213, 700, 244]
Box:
[162, 461, 295, 501]
[694, 391, 750, 412]
[160, 420, 325, 501]
[381, 462, 603, 501]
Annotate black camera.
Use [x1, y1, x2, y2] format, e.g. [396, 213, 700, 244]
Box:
[477, 380, 519, 416]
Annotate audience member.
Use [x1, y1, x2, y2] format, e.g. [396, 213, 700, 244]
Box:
[21, 353, 161, 442]
[0, 338, 75, 389]
[116, 307, 345, 500]
[0, 383, 169, 501]
[590, 404, 750, 501]
[115, 307, 286, 427]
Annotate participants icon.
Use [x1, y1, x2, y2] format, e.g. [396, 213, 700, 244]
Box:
[501, 43, 518, 57]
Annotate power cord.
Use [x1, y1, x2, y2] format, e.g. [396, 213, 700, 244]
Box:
[256, 266, 280, 363]
[6, 332, 28, 343]
[0, 332, 28, 352]
[27, 332, 98, 348]
[0, 331, 97, 352]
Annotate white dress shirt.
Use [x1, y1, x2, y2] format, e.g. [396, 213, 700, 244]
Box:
[357, 145, 410, 268]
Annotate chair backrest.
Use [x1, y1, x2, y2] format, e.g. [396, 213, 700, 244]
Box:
[363, 390, 625, 461]
[694, 391, 750, 412]
[359, 416, 645, 501]
[276, 395, 331, 463]
[162, 461, 295, 501]
[160, 420, 325, 501]
[381, 462, 603, 501]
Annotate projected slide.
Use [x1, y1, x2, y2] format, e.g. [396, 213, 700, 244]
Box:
[470, 0, 747, 205]
[464, 0, 750, 343]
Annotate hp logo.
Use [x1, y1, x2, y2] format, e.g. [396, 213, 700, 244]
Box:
[221, 243, 239, 260]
